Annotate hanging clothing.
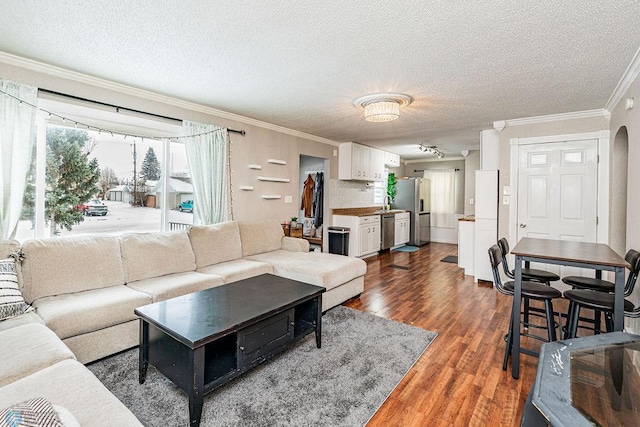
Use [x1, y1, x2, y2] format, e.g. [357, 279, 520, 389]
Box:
[313, 172, 324, 227]
[300, 174, 315, 217]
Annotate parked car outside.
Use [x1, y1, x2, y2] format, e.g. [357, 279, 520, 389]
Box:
[179, 200, 193, 213]
[83, 199, 108, 216]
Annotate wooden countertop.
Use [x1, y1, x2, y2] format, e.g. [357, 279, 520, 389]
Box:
[458, 216, 475, 222]
[332, 207, 407, 216]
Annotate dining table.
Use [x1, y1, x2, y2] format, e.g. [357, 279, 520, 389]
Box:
[509, 237, 629, 379]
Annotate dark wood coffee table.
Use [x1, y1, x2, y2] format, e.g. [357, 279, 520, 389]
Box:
[134, 273, 325, 427]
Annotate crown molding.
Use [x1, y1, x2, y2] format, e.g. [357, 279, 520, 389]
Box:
[605, 45, 640, 112]
[494, 109, 610, 129]
[0, 51, 340, 147]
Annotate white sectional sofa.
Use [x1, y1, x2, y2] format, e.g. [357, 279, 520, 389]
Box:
[0, 219, 366, 425]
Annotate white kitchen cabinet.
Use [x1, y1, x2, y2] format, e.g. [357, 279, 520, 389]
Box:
[369, 148, 385, 181]
[359, 215, 381, 255]
[458, 218, 475, 276]
[332, 214, 381, 257]
[339, 142, 370, 180]
[338, 142, 385, 181]
[394, 212, 410, 245]
[384, 151, 400, 167]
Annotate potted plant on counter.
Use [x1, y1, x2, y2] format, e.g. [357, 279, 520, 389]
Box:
[290, 217, 298, 227]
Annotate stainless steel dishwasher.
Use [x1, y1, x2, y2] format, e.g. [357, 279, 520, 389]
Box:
[381, 214, 395, 250]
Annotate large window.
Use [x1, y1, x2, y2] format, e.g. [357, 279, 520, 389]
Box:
[15, 96, 186, 241]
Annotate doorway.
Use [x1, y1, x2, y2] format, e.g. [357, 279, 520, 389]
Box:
[299, 155, 327, 251]
[516, 139, 598, 243]
[610, 126, 629, 256]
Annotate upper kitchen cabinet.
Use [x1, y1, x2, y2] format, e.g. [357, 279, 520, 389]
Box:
[338, 142, 386, 181]
[369, 148, 385, 181]
[384, 151, 400, 167]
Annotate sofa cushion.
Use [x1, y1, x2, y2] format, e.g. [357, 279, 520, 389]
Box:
[126, 271, 224, 302]
[0, 397, 63, 427]
[245, 250, 367, 291]
[120, 231, 196, 283]
[0, 311, 44, 332]
[0, 323, 75, 388]
[0, 257, 32, 321]
[32, 285, 152, 340]
[0, 359, 143, 427]
[21, 236, 125, 303]
[238, 219, 284, 257]
[197, 259, 273, 284]
[188, 221, 242, 268]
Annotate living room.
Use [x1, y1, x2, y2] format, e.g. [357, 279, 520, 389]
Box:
[2, 2, 640, 426]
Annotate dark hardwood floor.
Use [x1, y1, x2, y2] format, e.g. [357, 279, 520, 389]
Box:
[343, 242, 553, 426]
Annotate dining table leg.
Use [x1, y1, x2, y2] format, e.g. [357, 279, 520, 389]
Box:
[613, 266, 625, 331]
[512, 255, 523, 379]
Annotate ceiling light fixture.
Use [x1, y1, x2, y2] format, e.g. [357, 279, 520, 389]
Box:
[419, 144, 445, 158]
[353, 93, 412, 123]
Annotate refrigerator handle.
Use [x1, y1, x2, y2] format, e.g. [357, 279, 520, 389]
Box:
[420, 199, 424, 212]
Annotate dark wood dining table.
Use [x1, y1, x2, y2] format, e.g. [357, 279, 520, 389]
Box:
[509, 237, 629, 379]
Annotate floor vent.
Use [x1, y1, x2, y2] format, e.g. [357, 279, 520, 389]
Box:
[389, 264, 411, 270]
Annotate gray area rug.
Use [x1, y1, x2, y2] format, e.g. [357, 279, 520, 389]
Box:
[88, 306, 437, 426]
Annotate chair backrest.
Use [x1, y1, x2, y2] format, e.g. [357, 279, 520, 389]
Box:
[624, 249, 640, 295]
[488, 244, 511, 296]
[497, 238, 515, 279]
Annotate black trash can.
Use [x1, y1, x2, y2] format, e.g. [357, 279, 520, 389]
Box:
[328, 226, 350, 256]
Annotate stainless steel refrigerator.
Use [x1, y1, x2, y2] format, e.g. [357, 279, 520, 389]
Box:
[391, 178, 431, 246]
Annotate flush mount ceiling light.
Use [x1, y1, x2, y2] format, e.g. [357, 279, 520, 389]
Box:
[353, 93, 413, 122]
[419, 144, 445, 158]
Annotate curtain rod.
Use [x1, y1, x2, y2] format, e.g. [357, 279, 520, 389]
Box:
[414, 168, 460, 172]
[38, 88, 245, 136]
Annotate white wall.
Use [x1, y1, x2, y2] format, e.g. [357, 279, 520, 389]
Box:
[609, 69, 640, 334]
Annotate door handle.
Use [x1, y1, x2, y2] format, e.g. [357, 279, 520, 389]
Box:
[519, 223, 527, 228]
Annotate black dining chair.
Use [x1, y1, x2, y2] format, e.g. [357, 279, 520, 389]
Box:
[498, 238, 561, 327]
[561, 249, 640, 335]
[563, 250, 640, 338]
[497, 238, 561, 285]
[488, 245, 562, 370]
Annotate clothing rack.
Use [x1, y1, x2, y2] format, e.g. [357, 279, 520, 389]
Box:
[304, 170, 324, 175]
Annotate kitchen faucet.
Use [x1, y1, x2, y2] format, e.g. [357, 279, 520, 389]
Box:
[383, 195, 391, 211]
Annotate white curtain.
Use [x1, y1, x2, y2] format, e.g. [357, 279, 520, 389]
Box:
[0, 79, 37, 239]
[183, 121, 229, 225]
[423, 169, 456, 228]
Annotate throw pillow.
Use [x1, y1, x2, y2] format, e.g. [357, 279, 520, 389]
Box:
[0, 397, 63, 427]
[0, 257, 32, 321]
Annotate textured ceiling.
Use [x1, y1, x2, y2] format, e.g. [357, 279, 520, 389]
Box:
[1, 1, 639, 159]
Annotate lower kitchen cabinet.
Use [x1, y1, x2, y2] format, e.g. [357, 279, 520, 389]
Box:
[394, 212, 410, 246]
[333, 214, 381, 257]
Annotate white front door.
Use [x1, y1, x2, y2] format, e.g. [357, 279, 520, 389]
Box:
[517, 139, 598, 277]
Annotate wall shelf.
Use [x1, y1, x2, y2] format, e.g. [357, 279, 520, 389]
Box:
[267, 159, 287, 165]
[262, 195, 282, 199]
[248, 164, 262, 170]
[239, 186, 254, 191]
[257, 176, 290, 183]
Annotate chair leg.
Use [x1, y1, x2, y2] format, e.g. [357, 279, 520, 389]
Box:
[503, 307, 514, 371]
[568, 302, 581, 339]
[523, 297, 530, 327]
[564, 301, 574, 340]
[605, 313, 614, 333]
[594, 309, 602, 334]
[544, 300, 557, 341]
